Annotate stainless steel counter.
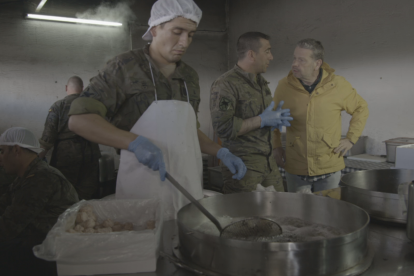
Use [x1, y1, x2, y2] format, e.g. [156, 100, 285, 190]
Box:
[105, 220, 414, 276]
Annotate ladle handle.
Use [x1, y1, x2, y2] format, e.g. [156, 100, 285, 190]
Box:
[165, 172, 223, 232]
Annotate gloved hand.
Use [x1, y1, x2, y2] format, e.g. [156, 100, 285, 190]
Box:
[259, 101, 293, 130]
[273, 101, 293, 132]
[128, 136, 166, 181]
[217, 148, 247, 180]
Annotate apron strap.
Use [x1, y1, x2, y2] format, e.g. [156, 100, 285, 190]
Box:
[148, 62, 158, 102]
[129, 49, 189, 104]
[183, 80, 190, 103]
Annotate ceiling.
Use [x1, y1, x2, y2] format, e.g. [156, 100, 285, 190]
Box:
[0, 0, 128, 17]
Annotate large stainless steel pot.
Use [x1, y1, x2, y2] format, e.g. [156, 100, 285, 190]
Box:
[176, 192, 370, 276]
[407, 182, 414, 240]
[341, 169, 414, 224]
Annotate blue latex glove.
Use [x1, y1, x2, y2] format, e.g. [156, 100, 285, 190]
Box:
[271, 101, 293, 132]
[217, 148, 247, 180]
[259, 101, 293, 129]
[128, 136, 166, 181]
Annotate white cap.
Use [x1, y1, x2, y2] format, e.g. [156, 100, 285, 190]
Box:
[0, 127, 43, 154]
[142, 0, 202, 41]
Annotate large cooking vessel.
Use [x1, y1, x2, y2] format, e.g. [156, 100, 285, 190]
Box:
[341, 169, 414, 224]
[407, 182, 414, 240]
[176, 192, 371, 276]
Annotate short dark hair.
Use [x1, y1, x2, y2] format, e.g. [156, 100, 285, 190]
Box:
[237, 32, 270, 60]
[67, 76, 83, 92]
[296, 38, 324, 61]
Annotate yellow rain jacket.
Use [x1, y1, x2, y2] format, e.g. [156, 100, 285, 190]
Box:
[273, 63, 369, 176]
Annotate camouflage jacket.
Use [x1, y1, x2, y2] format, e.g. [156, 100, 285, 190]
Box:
[68, 45, 201, 131]
[0, 158, 79, 241]
[210, 65, 274, 164]
[39, 93, 101, 168]
[39, 94, 100, 151]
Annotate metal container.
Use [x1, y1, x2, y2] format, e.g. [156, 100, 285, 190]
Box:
[176, 192, 371, 276]
[206, 166, 224, 192]
[202, 189, 222, 198]
[407, 182, 414, 241]
[341, 169, 414, 224]
[384, 137, 414, 163]
[98, 151, 115, 182]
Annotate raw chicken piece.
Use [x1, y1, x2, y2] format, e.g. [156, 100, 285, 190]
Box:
[102, 219, 114, 228]
[74, 225, 84, 232]
[112, 224, 124, 232]
[84, 228, 95, 233]
[97, 227, 112, 233]
[75, 212, 89, 224]
[82, 219, 96, 229]
[123, 222, 134, 231]
[88, 212, 97, 221]
[79, 205, 93, 214]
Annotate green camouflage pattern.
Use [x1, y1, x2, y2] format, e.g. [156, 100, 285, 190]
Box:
[210, 65, 282, 191]
[40, 94, 82, 149]
[221, 157, 284, 193]
[0, 158, 78, 241]
[40, 94, 101, 200]
[68, 45, 201, 132]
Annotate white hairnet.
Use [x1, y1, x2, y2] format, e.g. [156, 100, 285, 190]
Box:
[0, 127, 43, 154]
[142, 0, 202, 41]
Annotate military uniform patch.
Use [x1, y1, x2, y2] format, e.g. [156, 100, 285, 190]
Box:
[219, 97, 232, 111]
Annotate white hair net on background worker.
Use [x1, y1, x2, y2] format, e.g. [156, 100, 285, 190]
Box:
[142, 0, 203, 41]
[0, 127, 43, 154]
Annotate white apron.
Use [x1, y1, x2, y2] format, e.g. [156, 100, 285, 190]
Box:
[116, 63, 203, 221]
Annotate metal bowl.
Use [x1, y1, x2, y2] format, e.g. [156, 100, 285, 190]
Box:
[341, 169, 414, 224]
[176, 192, 371, 276]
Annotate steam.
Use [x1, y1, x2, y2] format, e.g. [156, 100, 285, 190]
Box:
[76, 1, 136, 23]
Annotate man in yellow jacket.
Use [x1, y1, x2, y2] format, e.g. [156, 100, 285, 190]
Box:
[273, 38, 369, 193]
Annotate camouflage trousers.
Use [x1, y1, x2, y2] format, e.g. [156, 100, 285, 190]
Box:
[221, 156, 284, 194]
[51, 139, 101, 200]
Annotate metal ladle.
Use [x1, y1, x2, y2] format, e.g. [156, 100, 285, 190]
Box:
[166, 172, 282, 241]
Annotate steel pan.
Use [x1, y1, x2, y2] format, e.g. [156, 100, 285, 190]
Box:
[341, 169, 414, 224]
[176, 192, 370, 276]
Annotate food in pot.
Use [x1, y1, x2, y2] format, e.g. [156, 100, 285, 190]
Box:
[195, 216, 344, 242]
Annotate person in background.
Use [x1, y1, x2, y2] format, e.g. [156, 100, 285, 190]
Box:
[39, 76, 101, 200]
[273, 38, 369, 193]
[0, 127, 78, 275]
[210, 32, 292, 193]
[67, 0, 247, 218]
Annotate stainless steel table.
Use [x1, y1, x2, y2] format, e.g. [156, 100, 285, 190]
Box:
[105, 220, 414, 276]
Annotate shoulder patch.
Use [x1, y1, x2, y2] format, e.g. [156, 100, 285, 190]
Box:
[219, 97, 233, 111]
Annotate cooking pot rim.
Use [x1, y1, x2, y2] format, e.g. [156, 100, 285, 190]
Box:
[178, 192, 370, 250]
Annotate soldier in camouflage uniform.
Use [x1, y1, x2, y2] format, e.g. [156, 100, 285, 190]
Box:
[68, 46, 203, 132]
[0, 127, 78, 275]
[67, 0, 247, 182]
[39, 76, 101, 200]
[210, 32, 292, 193]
